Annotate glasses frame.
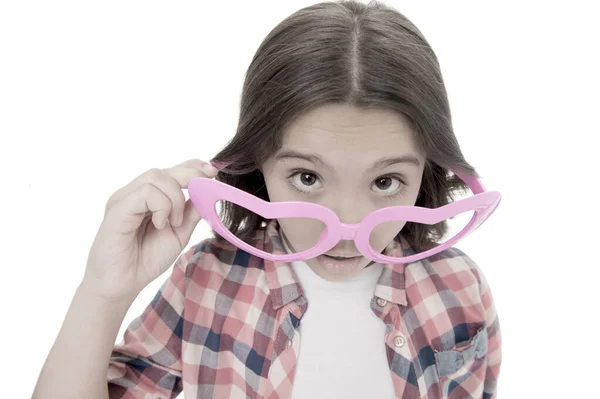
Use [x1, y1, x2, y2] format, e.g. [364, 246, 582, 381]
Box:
[187, 161, 501, 264]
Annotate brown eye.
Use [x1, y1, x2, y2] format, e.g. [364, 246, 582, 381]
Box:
[375, 177, 393, 190]
[299, 172, 317, 186]
[371, 176, 403, 196]
[288, 171, 323, 195]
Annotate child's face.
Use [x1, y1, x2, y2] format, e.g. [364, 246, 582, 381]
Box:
[260, 102, 425, 282]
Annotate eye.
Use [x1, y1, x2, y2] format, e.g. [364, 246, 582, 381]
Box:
[288, 171, 322, 194]
[372, 176, 403, 195]
[372, 175, 408, 200]
[287, 170, 407, 199]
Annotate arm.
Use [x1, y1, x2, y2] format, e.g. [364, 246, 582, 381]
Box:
[105, 245, 197, 398]
[32, 282, 135, 399]
[33, 244, 197, 399]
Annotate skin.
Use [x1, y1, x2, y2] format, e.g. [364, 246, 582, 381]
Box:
[260, 102, 426, 282]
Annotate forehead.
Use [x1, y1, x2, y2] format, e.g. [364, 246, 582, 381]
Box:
[280, 103, 422, 159]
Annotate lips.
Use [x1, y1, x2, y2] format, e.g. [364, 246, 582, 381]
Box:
[327, 255, 353, 260]
[318, 254, 363, 275]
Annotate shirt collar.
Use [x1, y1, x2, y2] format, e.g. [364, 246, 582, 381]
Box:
[258, 219, 409, 309]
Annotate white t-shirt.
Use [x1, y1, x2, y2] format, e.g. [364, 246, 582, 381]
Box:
[281, 239, 397, 398]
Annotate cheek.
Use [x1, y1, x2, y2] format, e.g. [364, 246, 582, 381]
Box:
[411, 178, 425, 202]
[369, 221, 407, 251]
[400, 183, 422, 206]
[263, 175, 297, 202]
[277, 218, 327, 252]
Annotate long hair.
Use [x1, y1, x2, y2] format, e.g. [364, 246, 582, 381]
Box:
[209, 0, 477, 250]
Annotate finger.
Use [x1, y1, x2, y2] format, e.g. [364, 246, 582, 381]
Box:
[158, 167, 216, 226]
[172, 158, 218, 171]
[162, 165, 219, 189]
[105, 159, 217, 214]
[105, 168, 181, 222]
[105, 165, 217, 220]
[172, 196, 204, 243]
[141, 169, 187, 226]
[106, 182, 173, 233]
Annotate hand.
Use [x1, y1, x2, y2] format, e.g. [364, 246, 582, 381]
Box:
[81, 159, 219, 302]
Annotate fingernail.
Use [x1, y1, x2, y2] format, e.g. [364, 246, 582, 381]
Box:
[202, 164, 218, 174]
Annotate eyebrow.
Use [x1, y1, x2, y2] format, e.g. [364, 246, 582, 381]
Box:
[274, 149, 421, 171]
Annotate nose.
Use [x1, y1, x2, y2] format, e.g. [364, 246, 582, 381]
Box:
[328, 196, 368, 240]
[339, 222, 361, 240]
[330, 200, 366, 240]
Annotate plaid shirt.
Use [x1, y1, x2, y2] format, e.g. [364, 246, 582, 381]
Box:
[107, 219, 501, 398]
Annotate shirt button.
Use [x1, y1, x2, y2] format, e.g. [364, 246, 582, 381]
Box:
[377, 298, 387, 307]
[393, 335, 406, 348]
[286, 339, 292, 349]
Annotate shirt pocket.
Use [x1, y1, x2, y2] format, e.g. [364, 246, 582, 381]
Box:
[434, 326, 488, 398]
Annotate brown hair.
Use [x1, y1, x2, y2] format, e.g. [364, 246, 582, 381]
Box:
[208, 0, 478, 251]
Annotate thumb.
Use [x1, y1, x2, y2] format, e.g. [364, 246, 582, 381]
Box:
[174, 197, 204, 242]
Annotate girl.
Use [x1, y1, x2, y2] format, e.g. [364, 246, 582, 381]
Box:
[34, 1, 501, 398]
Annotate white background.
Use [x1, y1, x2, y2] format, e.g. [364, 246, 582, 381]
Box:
[1, 1, 598, 397]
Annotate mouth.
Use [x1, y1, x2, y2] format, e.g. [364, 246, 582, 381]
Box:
[324, 253, 361, 260]
[318, 254, 363, 274]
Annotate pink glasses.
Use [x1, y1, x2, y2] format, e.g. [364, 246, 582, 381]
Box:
[187, 161, 501, 264]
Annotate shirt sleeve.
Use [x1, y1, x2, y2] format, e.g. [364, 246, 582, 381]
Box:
[106, 244, 199, 399]
[471, 261, 502, 399]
